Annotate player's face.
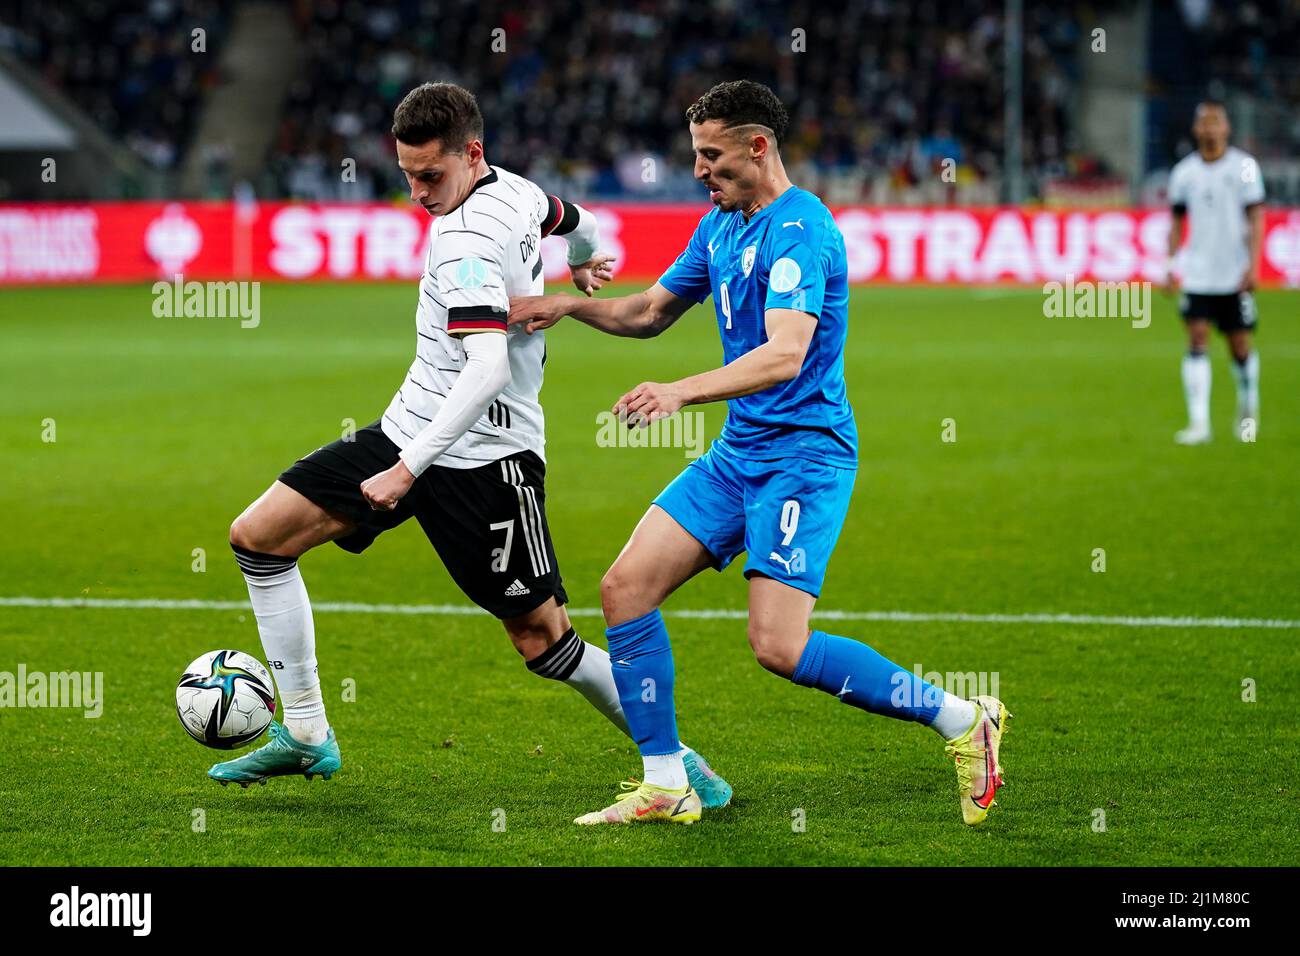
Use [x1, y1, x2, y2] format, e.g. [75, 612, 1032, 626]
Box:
[1192, 105, 1230, 154]
[690, 120, 761, 213]
[396, 138, 484, 216]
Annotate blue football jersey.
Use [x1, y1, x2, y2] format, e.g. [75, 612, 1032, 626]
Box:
[657, 186, 857, 467]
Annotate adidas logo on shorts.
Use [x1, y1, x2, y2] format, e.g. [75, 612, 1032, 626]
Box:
[505, 579, 531, 597]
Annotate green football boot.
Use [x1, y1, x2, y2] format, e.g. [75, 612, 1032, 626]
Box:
[207, 720, 340, 788]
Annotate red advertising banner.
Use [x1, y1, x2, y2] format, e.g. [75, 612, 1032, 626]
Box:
[2, 201, 1299, 287]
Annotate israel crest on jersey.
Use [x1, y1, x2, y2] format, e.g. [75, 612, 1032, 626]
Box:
[741, 244, 757, 277]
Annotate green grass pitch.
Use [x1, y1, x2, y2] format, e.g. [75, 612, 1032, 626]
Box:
[1, 281, 1297, 866]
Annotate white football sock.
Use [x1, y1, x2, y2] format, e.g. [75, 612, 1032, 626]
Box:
[526, 633, 697, 771]
[1231, 350, 1259, 422]
[234, 548, 329, 745]
[931, 692, 979, 740]
[280, 687, 329, 745]
[1181, 351, 1211, 431]
[643, 752, 688, 790]
[566, 641, 631, 736]
[550, 640, 694, 754]
[526, 629, 630, 736]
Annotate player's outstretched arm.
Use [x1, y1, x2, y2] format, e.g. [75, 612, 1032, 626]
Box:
[614, 308, 816, 425]
[508, 281, 693, 339]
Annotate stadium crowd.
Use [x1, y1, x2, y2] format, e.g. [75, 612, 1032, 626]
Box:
[271, 0, 1086, 202]
[0, 0, 228, 169]
[1169, 0, 1300, 159]
[3, 0, 1296, 202]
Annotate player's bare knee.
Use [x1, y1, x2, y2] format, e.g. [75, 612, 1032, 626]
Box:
[600, 564, 647, 622]
[503, 602, 563, 659]
[598, 567, 619, 613]
[506, 624, 549, 660]
[230, 505, 306, 558]
[747, 621, 799, 677]
[228, 511, 266, 553]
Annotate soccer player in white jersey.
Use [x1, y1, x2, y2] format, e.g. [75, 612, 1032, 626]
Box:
[1166, 100, 1265, 444]
[209, 83, 732, 808]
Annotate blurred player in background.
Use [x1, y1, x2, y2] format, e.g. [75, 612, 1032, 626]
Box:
[512, 80, 1008, 826]
[1167, 100, 1265, 445]
[214, 82, 730, 803]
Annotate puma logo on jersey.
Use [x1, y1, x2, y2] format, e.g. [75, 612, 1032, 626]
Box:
[782, 219, 804, 230]
[505, 579, 531, 597]
[769, 551, 795, 573]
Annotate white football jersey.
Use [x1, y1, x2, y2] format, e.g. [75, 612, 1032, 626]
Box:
[1168, 146, 1265, 294]
[381, 165, 565, 469]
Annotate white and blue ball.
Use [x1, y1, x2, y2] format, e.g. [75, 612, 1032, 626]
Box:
[176, 650, 276, 749]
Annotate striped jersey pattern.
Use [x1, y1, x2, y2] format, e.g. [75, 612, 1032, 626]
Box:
[381, 165, 568, 469]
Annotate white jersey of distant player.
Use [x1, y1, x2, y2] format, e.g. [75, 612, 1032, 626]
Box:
[1169, 146, 1265, 294]
[382, 165, 550, 469]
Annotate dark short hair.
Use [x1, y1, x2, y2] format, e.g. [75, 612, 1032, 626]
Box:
[392, 82, 484, 151]
[1195, 98, 1228, 116]
[685, 80, 789, 145]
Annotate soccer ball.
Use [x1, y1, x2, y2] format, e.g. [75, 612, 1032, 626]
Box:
[176, 650, 276, 749]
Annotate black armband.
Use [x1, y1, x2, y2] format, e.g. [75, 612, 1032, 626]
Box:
[542, 195, 582, 237]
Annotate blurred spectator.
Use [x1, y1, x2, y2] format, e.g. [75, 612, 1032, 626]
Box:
[22, 0, 1288, 203]
[270, 0, 1093, 203]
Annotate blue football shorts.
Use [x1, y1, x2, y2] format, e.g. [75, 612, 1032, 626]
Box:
[652, 439, 856, 598]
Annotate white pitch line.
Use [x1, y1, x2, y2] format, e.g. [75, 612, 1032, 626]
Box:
[0, 596, 1296, 630]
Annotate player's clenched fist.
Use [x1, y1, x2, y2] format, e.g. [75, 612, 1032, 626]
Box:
[360, 460, 416, 511]
[615, 382, 684, 427]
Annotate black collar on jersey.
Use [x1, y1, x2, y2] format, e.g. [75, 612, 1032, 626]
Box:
[466, 167, 499, 198]
[436, 167, 499, 218]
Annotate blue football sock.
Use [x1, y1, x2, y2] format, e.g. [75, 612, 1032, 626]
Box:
[605, 609, 680, 756]
[792, 629, 942, 725]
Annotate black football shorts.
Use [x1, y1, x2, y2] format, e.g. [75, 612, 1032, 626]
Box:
[1180, 291, 1259, 333]
[277, 421, 567, 619]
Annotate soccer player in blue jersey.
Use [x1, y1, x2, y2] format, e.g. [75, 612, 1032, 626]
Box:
[510, 81, 1009, 826]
